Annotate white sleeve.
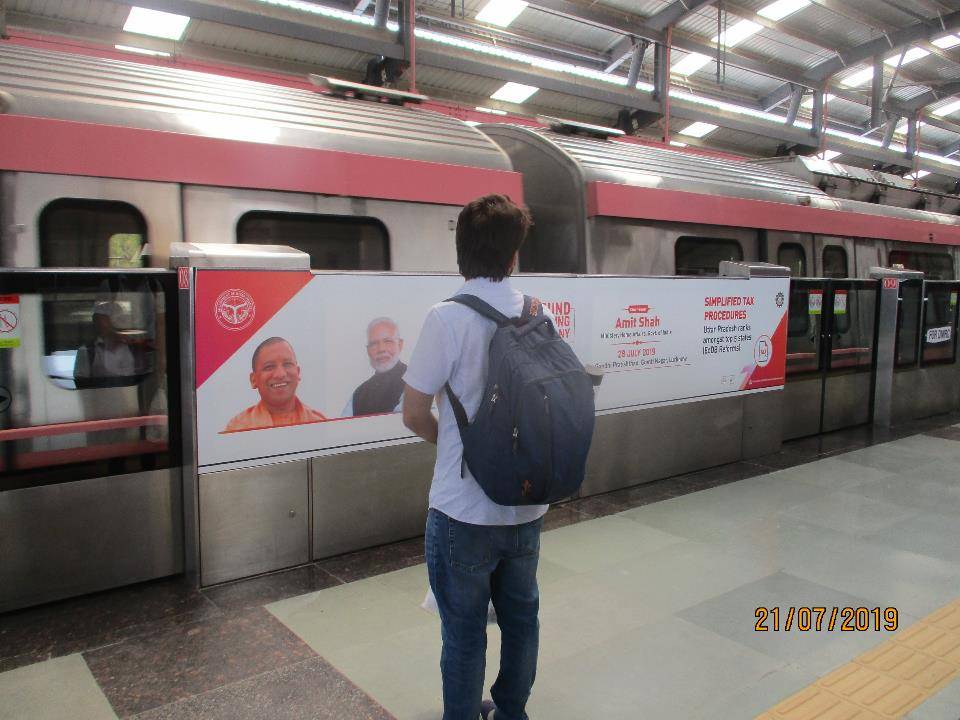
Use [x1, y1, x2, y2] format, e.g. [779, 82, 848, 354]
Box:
[341, 397, 354, 417]
[403, 307, 455, 396]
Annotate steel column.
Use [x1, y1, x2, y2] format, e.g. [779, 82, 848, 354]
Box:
[870, 55, 884, 129]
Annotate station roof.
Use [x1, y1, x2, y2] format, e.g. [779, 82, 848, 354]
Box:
[4, 0, 960, 193]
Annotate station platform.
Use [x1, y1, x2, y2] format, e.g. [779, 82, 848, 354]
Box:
[2, 414, 960, 720]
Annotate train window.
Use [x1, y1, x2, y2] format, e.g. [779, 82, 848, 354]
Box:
[237, 212, 390, 270]
[786, 282, 822, 375]
[921, 283, 959, 365]
[674, 237, 743, 276]
[777, 244, 806, 277]
[895, 280, 924, 367]
[888, 250, 955, 280]
[39, 199, 147, 267]
[822, 246, 848, 278]
[829, 283, 877, 371]
[0, 271, 180, 491]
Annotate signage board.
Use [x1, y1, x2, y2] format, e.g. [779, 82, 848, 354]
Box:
[0, 295, 20, 349]
[193, 271, 789, 471]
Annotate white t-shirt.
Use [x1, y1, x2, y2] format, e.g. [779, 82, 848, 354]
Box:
[404, 277, 549, 526]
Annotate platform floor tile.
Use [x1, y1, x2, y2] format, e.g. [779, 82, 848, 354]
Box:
[0, 654, 117, 720]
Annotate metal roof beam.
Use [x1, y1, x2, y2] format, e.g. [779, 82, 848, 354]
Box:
[898, 80, 960, 112]
[645, 0, 717, 31]
[870, 55, 884, 129]
[940, 138, 960, 157]
[354, 0, 373, 13]
[785, 85, 803, 126]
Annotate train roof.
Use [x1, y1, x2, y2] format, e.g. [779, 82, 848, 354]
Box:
[479, 124, 830, 206]
[0, 44, 511, 172]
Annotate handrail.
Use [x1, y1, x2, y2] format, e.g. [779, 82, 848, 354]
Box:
[0, 415, 166, 441]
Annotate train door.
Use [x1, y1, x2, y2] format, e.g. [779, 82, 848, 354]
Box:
[1, 269, 182, 611]
[5, 173, 182, 268]
[783, 278, 879, 439]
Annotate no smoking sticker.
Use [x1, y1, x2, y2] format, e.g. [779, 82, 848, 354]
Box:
[0, 295, 20, 349]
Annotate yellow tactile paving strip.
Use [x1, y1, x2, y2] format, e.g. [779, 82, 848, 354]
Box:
[757, 598, 960, 720]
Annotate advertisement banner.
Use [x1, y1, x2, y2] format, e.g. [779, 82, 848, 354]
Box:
[194, 271, 788, 471]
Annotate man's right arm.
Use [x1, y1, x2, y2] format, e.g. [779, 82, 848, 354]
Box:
[402, 386, 437, 444]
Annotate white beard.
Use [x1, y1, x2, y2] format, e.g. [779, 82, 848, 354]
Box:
[371, 354, 400, 373]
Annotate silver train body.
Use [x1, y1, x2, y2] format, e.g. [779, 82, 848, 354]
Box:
[1, 43, 958, 610]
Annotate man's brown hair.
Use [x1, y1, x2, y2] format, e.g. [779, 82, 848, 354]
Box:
[455, 194, 532, 281]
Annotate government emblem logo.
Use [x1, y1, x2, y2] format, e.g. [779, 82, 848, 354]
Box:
[215, 288, 256, 331]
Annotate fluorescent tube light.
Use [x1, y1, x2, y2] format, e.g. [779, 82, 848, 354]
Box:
[669, 141, 688, 147]
[884, 47, 929, 67]
[678, 121, 718, 138]
[840, 66, 874, 87]
[490, 82, 538, 103]
[123, 7, 190, 40]
[465, 120, 482, 127]
[713, 19, 762, 48]
[801, 93, 835, 108]
[672, 52, 712, 76]
[933, 34, 960, 49]
[476, 0, 528, 28]
[932, 99, 960, 117]
[475, 106, 507, 115]
[757, 0, 810, 22]
[909, 170, 931, 179]
[114, 44, 171, 57]
[817, 150, 842, 161]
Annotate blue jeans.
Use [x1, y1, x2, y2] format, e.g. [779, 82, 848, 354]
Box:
[425, 508, 544, 720]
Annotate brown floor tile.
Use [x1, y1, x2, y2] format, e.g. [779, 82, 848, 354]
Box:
[678, 461, 770, 490]
[133, 657, 394, 720]
[923, 425, 960, 442]
[84, 606, 315, 717]
[564, 495, 629, 519]
[316, 537, 425, 584]
[542, 504, 589, 532]
[202, 565, 342, 613]
[0, 576, 218, 669]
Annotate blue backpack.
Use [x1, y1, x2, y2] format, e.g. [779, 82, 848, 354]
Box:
[444, 294, 596, 506]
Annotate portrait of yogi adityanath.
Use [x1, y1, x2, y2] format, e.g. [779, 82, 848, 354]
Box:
[223, 337, 327, 432]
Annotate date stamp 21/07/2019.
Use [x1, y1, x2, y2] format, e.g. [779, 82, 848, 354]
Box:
[755, 607, 899, 632]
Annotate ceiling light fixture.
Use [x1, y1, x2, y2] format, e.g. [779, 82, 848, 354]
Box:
[816, 150, 842, 161]
[713, 19, 762, 48]
[678, 121, 718, 138]
[840, 66, 874, 87]
[669, 141, 688, 147]
[801, 93, 835, 108]
[757, 0, 810, 22]
[490, 82, 539, 103]
[114, 44, 172, 57]
[909, 170, 931, 179]
[123, 6, 191, 40]
[475, 106, 508, 115]
[672, 52, 712, 76]
[884, 47, 929, 67]
[933, 34, 960, 49]
[475, 0, 529, 28]
[932, 99, 960, 117]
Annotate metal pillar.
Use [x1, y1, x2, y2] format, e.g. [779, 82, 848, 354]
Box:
[870, 55, 884, 129]
[811, 90, 824, 140]
[881, 115, 899, 148]
[785, 85, 803, 126]
[398, 0, 416, 92]
[869, 267, 923, 429]
[906, 115, 918, 159]
[373, 0, 389, 29]
[626, 40, 648, 89]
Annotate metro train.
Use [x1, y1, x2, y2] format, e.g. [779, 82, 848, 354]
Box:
[2, 39, 959, 611]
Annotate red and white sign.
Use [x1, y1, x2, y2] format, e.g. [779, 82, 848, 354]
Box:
[883, 277, 900, 290]
[178, 266, 190, 290]
[193, 271, 788, 471]
[0, 295, 20, 349]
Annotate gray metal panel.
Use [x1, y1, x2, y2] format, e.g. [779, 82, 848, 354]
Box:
[782, 378, 823, 440]
[199, 460, 310, 586]
[169, 241, 310, 269]
[822, 372, 872, 433]
[742, 390, 783, 459]
[581, 397, 744, 496]
[0, 44, 512, 171]
[312, 441, 434, 559]
[892, 364, 960, 422]
[0, 469, 183, 612]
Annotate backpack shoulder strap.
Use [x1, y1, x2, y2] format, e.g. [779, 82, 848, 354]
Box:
[446, 294, 510, 326]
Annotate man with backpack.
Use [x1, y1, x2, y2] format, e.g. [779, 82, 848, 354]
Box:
[403, 194, 595, 720]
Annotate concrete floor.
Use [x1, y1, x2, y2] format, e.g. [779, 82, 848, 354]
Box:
[2, 420, 960, 719]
